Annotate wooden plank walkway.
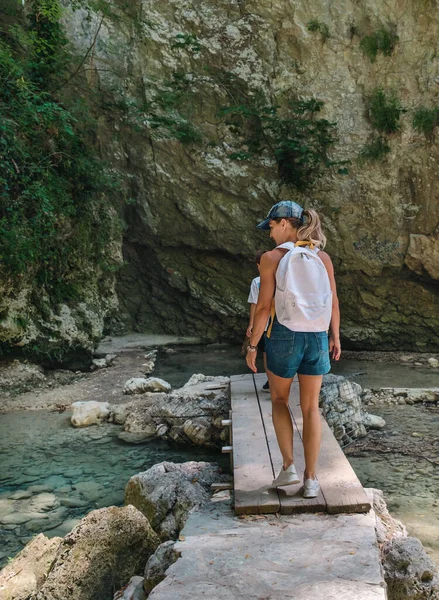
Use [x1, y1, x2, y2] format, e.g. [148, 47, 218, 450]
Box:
[230, 373, 371, 516]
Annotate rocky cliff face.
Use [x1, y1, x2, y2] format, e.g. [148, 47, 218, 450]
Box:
[27, 0, 439, 350]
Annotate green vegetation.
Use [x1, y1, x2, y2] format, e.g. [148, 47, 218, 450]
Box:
[122, 54, 345, 190]
[0, 0, 120, 302]
[368, 88, 404, 134]
[360, 28, 399, 62]
[307, 19, 330, 41]
[412, 107, 439, 137]
[359, 88, 403, 162]
[171, 33, 201, 53]
[220, 98, 347, 191]
[359, 136, 391, 163]
[142, 71, 202, 144]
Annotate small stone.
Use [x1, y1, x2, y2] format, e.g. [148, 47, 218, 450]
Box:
[118, 431, 155, 444]
[27, 484, 55, 493]
[364, 414, 386, 429]
[411, 432, 424, 438]
[47, 517, 81, 538]
[91, 358, 108, 370]
[156, 424, 168, 437]
[427, 357, 439, 368]
[59, 496, 89, 508]
[1, 513, 34, 525]
[29, 493, 59, 512]
[114, 575, 146, 600]
[8, 490, 33, 500]
[73, 481, 102, 502]
[124, 377, 171, 395]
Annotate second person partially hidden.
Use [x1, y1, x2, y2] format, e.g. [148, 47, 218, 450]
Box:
[246, 200, 341, 499]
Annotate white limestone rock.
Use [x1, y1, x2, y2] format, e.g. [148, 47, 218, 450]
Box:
[70, 401, 111, 427]
[364, 414, 386, 430]
[142, 350, 158, 375]
[91, 358, 108, 370]
[124, 377, 171, 395]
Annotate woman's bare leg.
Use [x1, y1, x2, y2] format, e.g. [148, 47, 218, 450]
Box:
[267, 368, 295, 469]
[297, 374, 323, 479]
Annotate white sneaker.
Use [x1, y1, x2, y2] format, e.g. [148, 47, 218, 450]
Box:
[303, 477, 320, 498]
[272, 464, 300, 487]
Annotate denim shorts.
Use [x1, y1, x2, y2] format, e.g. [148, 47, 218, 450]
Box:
[265, 318, 331, 379]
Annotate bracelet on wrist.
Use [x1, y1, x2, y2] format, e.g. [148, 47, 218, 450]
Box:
[247, 344, 258, 351]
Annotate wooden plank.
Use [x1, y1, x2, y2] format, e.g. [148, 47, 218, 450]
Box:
[230, 374, 280, 515]
[254, 375, 326, 514]
[289, 383, 371, 514]
[211, 482, 233, 491]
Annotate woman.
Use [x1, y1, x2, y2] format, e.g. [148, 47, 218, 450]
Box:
[246, 200, 341, 498]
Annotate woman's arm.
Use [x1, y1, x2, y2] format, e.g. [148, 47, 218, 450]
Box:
[319, 251, 341, 360]
[246, 251, 279, 373]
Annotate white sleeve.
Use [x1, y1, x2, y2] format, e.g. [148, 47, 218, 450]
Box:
[247, 279, 259, 304]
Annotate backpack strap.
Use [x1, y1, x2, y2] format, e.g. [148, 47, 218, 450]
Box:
[276, 242, 296, 251]
[295, 240, 315, 250]
[277, 240, 316, 250]
[266, 300, 276, 338]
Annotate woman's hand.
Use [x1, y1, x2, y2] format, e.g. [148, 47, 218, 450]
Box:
[246, 326, 253, 338]
[246, 348, 258, 373]
[329, 335, 341, 361]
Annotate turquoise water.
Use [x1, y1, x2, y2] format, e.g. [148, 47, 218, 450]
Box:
[155, 344, 438, 389]
[346, 402, 439, 566]
[0, 410, 228, 567]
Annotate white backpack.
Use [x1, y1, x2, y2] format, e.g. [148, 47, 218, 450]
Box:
[274, 242, 332, 332]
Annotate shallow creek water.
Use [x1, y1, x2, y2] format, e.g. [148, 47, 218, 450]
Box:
[0, 410, 227, 567]
[0, 344, 438, 568]
[346, 403, 439, 565]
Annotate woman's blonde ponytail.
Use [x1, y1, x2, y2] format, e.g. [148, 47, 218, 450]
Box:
[296, 209, 326, 249]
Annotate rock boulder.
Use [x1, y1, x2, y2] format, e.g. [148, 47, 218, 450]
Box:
[0, 534, 62, 600]
[320, 375, 385, 445]
[70, 401, 111, 427]
[125, 461, 231, 540]
[120, 375, 230, 448]
[31, 505, 160, 600]
[124, 377, 171, 395]
[382, 537, 439, 600]
[143, 541, 180, 594]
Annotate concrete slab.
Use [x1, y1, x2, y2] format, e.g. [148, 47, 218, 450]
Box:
[149, 492, 387, 600]
[95, 333, 203, 355]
